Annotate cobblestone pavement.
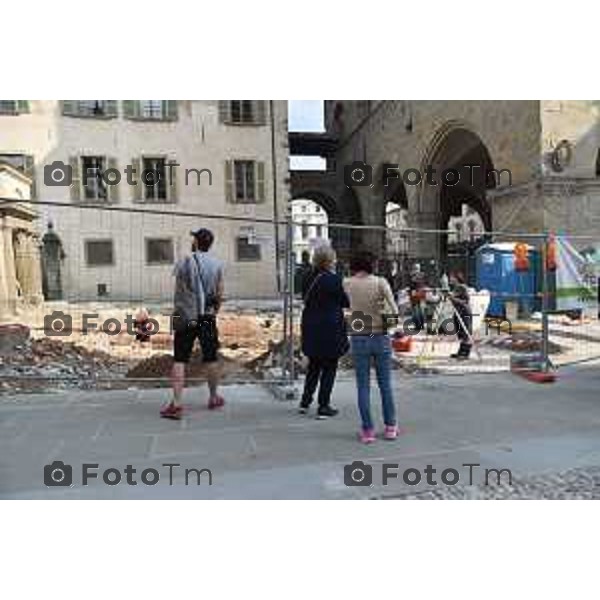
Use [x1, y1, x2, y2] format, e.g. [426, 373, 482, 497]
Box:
[378, 466, 600, 499]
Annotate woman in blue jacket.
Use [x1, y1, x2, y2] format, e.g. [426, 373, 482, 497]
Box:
[299, 245, 350, 419]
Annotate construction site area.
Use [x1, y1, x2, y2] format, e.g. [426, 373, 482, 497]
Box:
[1, 240, 599, 397]
[2, 100, 600, 503]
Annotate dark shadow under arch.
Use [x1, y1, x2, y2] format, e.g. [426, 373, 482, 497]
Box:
[420, 125, 496, 260]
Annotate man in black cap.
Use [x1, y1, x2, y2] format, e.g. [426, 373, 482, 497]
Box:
[161, 228, 225, 419]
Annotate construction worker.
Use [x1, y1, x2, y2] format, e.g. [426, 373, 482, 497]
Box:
[448, 271, 472, 359]
[409, 263, 426, 332]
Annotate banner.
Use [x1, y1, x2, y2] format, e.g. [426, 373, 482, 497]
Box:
[555, 237, 598, 311]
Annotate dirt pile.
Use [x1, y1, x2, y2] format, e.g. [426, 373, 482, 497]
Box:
[0, 332, 129, 393]
[0, 307, 299, 394]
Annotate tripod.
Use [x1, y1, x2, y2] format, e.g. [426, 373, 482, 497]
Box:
[416, 289, 482, 363]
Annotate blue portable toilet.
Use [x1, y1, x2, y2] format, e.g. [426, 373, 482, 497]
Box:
[475, 243, 538, 318]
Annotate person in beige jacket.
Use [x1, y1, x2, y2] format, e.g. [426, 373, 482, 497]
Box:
[344, 251, 401, 444]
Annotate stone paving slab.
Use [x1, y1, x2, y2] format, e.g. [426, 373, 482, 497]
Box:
[2, 366, 600, 499]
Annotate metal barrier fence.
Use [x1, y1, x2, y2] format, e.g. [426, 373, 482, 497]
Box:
[0, 197, 290, 392]
[286, 220, 600, 379]
[1, 196, 600, 394]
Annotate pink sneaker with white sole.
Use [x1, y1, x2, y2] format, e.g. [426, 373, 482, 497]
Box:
[359, 428, 376, 444]
[383, 425, 399, 440]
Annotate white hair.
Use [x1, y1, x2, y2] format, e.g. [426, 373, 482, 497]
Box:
[312, 245, 336, 269]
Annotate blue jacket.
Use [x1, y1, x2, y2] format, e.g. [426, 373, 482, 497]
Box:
[301, 268, 350, 359]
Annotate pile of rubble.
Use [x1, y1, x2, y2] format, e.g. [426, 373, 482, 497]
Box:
[0, 325, 129, 394]
[125, 352, 252, 387]
[0, 309, 288, 394]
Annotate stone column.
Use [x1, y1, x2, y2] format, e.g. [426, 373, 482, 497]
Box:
[1, 222, 18, 315]
[13, 230, 28, 300]
[0, 223, 9, 319]
[407, 210, 441, 261]
[13, 230, 43, 305]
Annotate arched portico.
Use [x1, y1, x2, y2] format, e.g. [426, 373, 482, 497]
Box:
[414, 123, 496, 262]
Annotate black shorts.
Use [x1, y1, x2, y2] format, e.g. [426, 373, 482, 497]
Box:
[173, 315, 219, 363]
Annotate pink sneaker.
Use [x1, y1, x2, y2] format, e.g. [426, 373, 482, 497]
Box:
[160, 403, 183, 420]
[384, 424, 399, 440]
[208, 394, 225, 410]
[359, 428, 376, 444]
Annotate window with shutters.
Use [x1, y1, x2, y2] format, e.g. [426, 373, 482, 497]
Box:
[123, 101, 178, 121]
[225, 159, 265, 203]
[0, 101, 29, 115]
[141, 100, 163, 118]
[220, 101, 266, 125]
[236, 236, 261, 261]
[142, 157, 168, 202]
[81, 156, 107, 201]
[146, 238, 174, 265]
[234, 160, 256, 202]
[230, 101, 255, 124]
[62, 101, 117, 118]
[85, 240, 114, 266]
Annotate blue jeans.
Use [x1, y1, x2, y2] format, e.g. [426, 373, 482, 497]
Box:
[350, 334, 396, 430]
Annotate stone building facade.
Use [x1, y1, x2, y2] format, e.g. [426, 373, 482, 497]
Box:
[291, 198, 329, 263]
[0, 164, 43, 319]
[291, 100, 600, 262]
[0, 100, 288, 302]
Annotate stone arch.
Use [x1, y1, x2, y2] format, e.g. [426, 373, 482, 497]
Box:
[290, 187, 363, 267]
[418, 123, 496, 259]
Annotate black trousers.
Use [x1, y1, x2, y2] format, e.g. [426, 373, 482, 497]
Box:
[301, 357, 339, 408]
[453, 309, 472, 357]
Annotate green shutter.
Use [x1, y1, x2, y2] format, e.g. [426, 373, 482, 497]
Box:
[131, 157, 142, 202]
[107, 157, 119, 203]
[163, 101, 178, 121]
[256, 161, 265, 202]
[219, 101, 230, 123]
[62, 101, 77, 116]
[225, 160, 234, 202]
[17, 100, 29, 114]
[123, 101, 139, 119]
[105, 101, 118, 117]
[168, 156, 178, 202]
[255, 101, 266, 125]
[69, 156, 81, 201]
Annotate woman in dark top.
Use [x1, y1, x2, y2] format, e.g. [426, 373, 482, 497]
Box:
[299, 245, 350, 419]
